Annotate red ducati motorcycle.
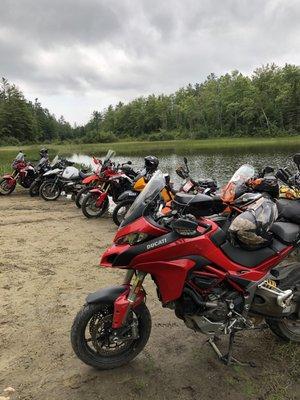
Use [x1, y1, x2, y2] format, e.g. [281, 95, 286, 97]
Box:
[71, 169, 300, 369]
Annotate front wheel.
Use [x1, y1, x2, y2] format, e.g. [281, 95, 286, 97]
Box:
[112, 199, 134, 226]
[29, 181, 40, 197]
[0, 178, 16, 195]
[266, 264, 300, 342]
[40, 181, 61, 201]
[71, 302, 151, 370]
[81, 192, 109, 218]
[75, 186, 92, 208]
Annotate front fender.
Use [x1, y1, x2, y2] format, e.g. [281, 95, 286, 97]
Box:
[117, 190, 138, 202]
[2, 176, 16, 186]
[89, 188, 103, 194]
[86, 285, 127, 304]
[87, 284, 146, 328]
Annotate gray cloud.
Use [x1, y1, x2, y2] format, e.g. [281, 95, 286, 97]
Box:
[0, 0, 299, 123]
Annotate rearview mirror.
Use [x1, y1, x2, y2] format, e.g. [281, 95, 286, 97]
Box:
[183, 157, 188, 165]
[172, 218, 198, 237]
[127, 161, 132, 165]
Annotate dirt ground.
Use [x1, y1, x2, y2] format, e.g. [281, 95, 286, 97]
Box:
[0, 192, 299, 400]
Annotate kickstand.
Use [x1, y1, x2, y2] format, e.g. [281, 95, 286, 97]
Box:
[207, 332, 256, 367]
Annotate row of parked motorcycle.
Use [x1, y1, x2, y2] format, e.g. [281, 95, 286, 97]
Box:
[0, 148, 218, 226]
[1, 147, 300, 368]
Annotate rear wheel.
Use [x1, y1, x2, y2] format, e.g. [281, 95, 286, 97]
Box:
[112, 199, 134, 226]
[71, 302, 151, 369]
[81, 192, 109, 218]
[75, 186, 92, 208]
[40, 181, 61, 201]
[0, 178, 16, 195]
[266, 265, 300, 342]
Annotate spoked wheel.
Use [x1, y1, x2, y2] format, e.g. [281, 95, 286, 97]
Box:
[40, 181, 61, 201]
[81, 192, 109, 218]
[266, 264, 300, 342]
[71, 302, 151, 369]
[75, 186, 92, 208]
[112, 199, 134, 226]
[0, 178, 16, 195]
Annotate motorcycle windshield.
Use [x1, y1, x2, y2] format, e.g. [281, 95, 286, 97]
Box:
[221, 164, 255, 202]
[36, 157, 48, 167]
[103, 150, 116, 163]
[121, 170, 166, 227]
[50, 155, 59, 167]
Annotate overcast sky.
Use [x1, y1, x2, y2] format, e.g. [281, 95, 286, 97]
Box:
[0, 0, 299, 125]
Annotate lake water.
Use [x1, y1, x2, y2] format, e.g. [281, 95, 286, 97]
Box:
[69, 147, 298, 189]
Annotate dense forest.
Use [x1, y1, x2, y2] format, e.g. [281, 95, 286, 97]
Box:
[0, 64, 299, 145]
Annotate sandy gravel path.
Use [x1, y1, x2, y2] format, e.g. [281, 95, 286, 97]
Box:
[0, 192, 299, 400]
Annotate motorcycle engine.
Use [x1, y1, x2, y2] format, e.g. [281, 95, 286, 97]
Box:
[175, 284, 244, 335]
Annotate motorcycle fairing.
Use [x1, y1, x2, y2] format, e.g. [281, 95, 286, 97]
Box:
[43, 168, 61, 176]
[112, 231, 182, 267]
[114, 217, 168, 242]
[101, 217, 293, 304]
[82, 174, 99, 185]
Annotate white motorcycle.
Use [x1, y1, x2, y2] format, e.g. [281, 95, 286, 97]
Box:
[39, 157, 90, 201]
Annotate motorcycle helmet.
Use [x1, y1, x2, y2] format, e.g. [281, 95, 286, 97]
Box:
[144, 155, 159, 172]
[40, 148, 48, 159]
[228, 196, 278, 250]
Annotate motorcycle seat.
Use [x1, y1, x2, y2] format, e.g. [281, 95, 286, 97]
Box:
[174, 192, 211, 205]
[270, 221, 300, 244]
[220, 241, 277, 268]
[173, 193, 225, 218]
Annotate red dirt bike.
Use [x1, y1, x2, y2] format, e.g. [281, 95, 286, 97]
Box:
[0, 159, 37, 195]
[74, 156, 103, 208]
[71, 169, 300, 369]
[81, 165, 133, 218]
[75, 156, 136, 209]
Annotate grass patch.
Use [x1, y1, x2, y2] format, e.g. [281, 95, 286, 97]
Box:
[1, 135, 300, 160]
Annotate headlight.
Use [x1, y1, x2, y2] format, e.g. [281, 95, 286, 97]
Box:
[116, 232, 149, 245]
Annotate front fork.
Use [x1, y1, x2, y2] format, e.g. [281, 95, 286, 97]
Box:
[112, 270, 147, 329]
[95, 183, 110, 207]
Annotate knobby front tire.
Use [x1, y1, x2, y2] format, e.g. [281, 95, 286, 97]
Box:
[81, 192, 109, 218]
[112, 199, 134, 226]
[40, 181, 61, 201]
[75, 186, 92, 208]
[0, 179, 16, 195]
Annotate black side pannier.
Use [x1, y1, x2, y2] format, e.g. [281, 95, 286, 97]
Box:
[277, 198, 300, 225]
